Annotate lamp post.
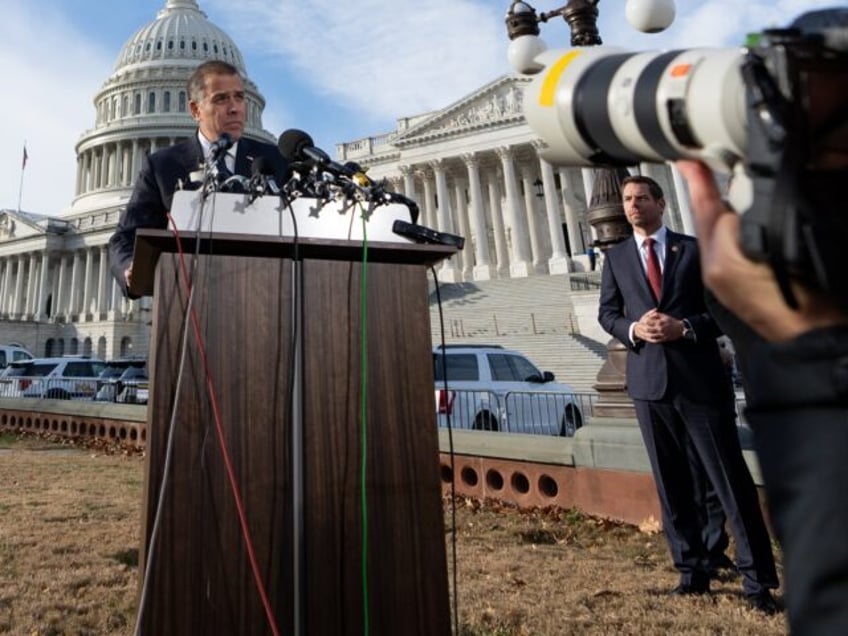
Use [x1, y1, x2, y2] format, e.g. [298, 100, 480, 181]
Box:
[505, 0, 640, 417]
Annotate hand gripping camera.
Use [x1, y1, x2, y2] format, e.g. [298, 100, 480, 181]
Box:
[507, 6, 848, 310]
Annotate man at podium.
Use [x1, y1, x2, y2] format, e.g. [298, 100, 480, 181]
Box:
[108, 59, 287, 298]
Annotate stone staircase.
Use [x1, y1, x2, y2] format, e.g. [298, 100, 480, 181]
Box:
[429, 275, 607, 392]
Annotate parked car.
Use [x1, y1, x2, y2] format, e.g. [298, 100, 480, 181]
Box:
[1, 356, 106, 400]
[95, 360, 148, 404]
[433, 344, 584, 436]
[0, 343, 33, 370]
[94, 358, 147, 403]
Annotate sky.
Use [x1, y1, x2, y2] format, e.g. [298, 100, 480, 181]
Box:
[0, 0, 838, 216]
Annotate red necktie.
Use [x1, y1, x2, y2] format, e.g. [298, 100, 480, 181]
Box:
[643, 237, 662, 302]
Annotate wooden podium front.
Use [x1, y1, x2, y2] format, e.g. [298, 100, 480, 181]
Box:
[134, 229, 454, 635]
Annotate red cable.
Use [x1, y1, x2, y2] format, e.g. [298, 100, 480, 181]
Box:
[166, 214, 282, 636]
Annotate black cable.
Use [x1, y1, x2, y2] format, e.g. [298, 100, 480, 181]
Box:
[430, 266, 459, 636]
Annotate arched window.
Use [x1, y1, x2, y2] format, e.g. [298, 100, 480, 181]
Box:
[97, 337, 107, 360]
[134, 93, 141, 115]
[45, 338, 56, 357]
[178, 91, 187, 113]
[163, 91, 171, 112]
[122, 95, 128, 118]
[120, 337, 133, 357]
[70, 338, 79, 355]
[83, 338, 93, 357]
[147, 91, 156, 113]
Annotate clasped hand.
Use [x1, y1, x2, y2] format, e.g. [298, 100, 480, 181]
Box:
[635, 308, 684, 344]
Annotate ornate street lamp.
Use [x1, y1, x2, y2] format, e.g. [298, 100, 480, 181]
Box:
[505, 0, 676, 416]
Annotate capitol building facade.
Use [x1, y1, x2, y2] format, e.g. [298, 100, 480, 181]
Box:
[0, 0, 691, 360]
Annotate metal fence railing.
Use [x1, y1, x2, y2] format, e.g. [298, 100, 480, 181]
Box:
[436, 389, 749, 437]
[0, 376, 148, 403]
[436, 388, 599, 437]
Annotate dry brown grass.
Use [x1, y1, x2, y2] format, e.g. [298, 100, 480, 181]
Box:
[0, 432, 788, 635]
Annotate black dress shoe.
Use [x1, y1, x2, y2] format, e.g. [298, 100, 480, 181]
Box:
[708, 554, 738, 580]
[746, 590, 779, 615]
[669, 582, 710, 596]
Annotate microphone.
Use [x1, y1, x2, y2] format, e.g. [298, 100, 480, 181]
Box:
[249, 156, 287, 197]
[277, 129, 356, 183]
[380, 191, 420, 224]
[209, 133, 234, 161]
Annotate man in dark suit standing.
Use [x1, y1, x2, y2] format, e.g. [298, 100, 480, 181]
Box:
[598, 175, 779, 612]
[109, 60, 286, 297]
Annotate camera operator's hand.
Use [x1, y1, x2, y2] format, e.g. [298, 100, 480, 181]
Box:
[675, 160, 848, 342]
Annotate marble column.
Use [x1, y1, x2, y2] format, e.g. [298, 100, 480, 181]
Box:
[12, 256, 25, 317]
[559, 168, 587, 258]
[131, 140, 140, 186]
[110, 279, 122, 317]
[538, 155, 571, 274]
[462, 153, 494, 280]
[452, 179, 473, 280]
[486, 177, 510, 278]
[520, 168, 547, 273]
[0, 258, 9, 314]
[400, 165, 416, 201]
[83, 247, 94, 318]
[418, 169, 436, 229]
[496, 146, 532, 277]
[430, 159, 459, 282]
[97, 246, 109, 316]
[669, 163, 695, 235]
[99, 148, 108, 190]
[55, 255, 68, 318]
[36, 252, 50, 320]
[69, 250, 82, 317]
[25, 254, 39, 316]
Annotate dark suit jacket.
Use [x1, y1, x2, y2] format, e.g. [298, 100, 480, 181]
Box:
[108, 134, 285, 297]
[598, 230, 729, 403]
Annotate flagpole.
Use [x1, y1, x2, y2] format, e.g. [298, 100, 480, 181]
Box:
[17, 141, 27, 213]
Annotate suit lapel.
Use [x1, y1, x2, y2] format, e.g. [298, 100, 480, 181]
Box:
[662, 231, 684, 297]
[234, 139, 255, 177]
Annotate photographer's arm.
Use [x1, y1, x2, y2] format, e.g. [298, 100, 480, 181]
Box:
[675, 160, 848, 342]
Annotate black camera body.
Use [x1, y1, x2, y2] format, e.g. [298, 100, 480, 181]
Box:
[736, 10, 848, 309]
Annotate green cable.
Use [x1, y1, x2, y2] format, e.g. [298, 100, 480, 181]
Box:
[358, 204, 370, 636]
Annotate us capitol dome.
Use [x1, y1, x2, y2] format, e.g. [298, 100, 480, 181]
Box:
[0, 0, 277, 359]
[70, 0, 274, 215]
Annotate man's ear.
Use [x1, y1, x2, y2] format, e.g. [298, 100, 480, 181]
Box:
[189, 100, 200, 121]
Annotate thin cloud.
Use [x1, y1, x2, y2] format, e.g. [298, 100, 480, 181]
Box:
[206, 0, 507, 118]
[0, 1, 111, 215]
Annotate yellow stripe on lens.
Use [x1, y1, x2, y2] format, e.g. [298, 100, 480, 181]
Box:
[539, 50, 583, 107]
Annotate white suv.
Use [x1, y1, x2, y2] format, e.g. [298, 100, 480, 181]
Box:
[433, 344, 584, 436]
[1, 357, 106, 400]
[0, 343, 33, 370]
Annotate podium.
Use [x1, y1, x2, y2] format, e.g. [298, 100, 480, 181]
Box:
[133, 194, 455, 635]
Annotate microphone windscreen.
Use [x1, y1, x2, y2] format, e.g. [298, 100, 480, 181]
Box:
[214, 132, 233, 151]
[251, 156, 271, 176]
[277, 129, 314, 162]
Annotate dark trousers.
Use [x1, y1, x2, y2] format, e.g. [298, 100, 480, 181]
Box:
[688, 445, 731, 566]
[751, 407, 848, 634]
[633, 393, 778, 594]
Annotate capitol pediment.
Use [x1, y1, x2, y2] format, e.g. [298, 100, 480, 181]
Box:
[394, 75, 531, 146]
[0, 210, 49, 241]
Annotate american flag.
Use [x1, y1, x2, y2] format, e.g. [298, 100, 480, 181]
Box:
[22, 144, 28, 170]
